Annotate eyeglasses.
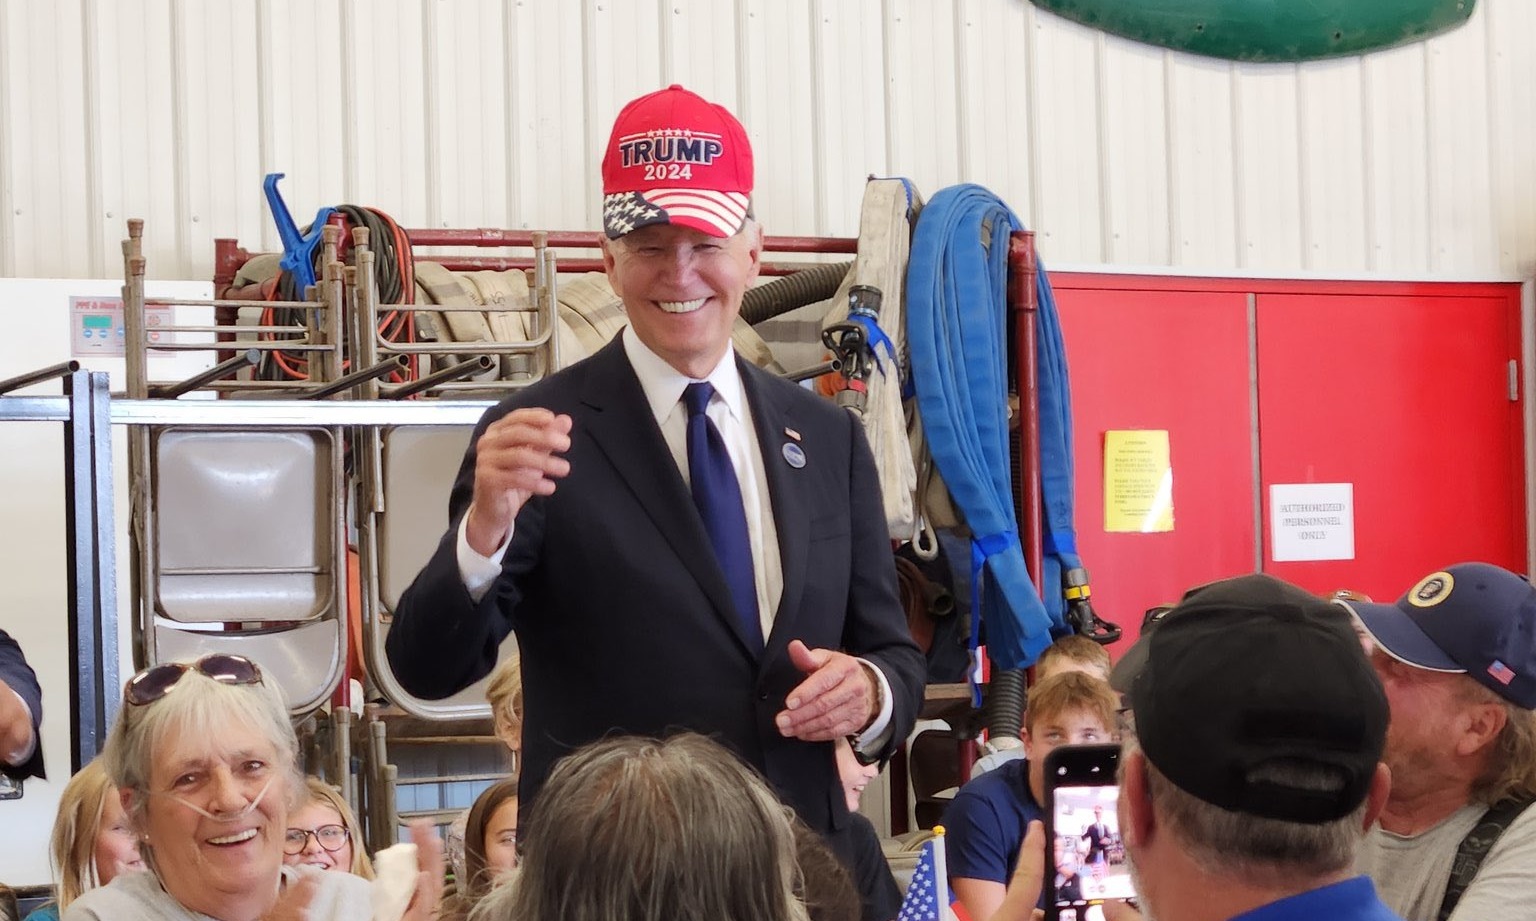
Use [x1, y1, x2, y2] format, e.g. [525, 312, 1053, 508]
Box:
[124, 654, 263, 707]
[283, 824, 350, 855]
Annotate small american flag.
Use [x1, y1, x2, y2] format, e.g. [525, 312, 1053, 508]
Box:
[1488, 660, 1517, 686]
[898, 827, 968, 921]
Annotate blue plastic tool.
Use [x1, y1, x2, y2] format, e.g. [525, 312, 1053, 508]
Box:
[263, 173, 335, 293]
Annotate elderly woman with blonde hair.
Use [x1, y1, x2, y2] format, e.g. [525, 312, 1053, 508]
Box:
[61, 654, 441, 921]
[472, 733, 811, 921]
[21, 759, 144, 921]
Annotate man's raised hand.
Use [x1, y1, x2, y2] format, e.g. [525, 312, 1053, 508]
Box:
[466, 408, 573, 555]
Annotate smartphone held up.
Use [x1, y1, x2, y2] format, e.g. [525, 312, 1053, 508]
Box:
[1044, 743, 1135, 921]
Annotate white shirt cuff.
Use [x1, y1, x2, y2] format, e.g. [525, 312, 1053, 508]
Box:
[851, 658, 896, 755]
[457, 514, 514, 604]
[4, 688, 36, 766]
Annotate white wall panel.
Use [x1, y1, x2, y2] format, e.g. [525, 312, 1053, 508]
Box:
[1099, 41, 1170, 265]
[1486, 0, 1536, 277]
[2, 0, 1534, 281]
[346, 0, 430, 225]
[1361, 43, 1432, 273]
[803, 0, 889, 235]
[427, 0, 511, 231]
[1296, 59, 1369, 272]
[740, 0, 819, 234]
[4, 0, 93, 278]
[962, 0, 1034, 230]
[177, 0, 266, 280]
[1424, 10, 1497, 274]
[1028, 10, 1102, 263]
[258, 0, 347, 253]
[883, 0, 962, 199]
[508, 0, 589, 231]
[1232, 65, 1302, 269]
[1165, 55, 1240, 268]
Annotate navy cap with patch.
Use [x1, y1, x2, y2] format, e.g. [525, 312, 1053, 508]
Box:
[1337, 562, 1536, 710]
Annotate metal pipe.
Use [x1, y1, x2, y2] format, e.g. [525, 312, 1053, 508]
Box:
[543, 247, 560, 375]
[124, 255, 149, 400]
[384, 356, 494, 399]
[150, 349, 261, 399]
[289, 356, 408, 400]
[1008, 231, 1044, 597]
[0, 360, 81, 395]
[782, 359, 841, 383]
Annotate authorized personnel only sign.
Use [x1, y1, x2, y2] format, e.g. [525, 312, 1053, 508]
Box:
[1269, 483, 1355, 562]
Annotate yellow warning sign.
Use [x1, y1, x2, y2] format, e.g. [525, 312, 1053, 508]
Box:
[1104, 430, 1174, 533]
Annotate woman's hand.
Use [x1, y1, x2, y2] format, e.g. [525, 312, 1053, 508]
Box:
[262, 871, 322, 921]
[400, 821, 446, 921]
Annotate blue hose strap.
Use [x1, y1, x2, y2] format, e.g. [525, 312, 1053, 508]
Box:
[967, 530, 1020, 705]
[846, 314, 896, 375]
[1041, 531, 1077, 557]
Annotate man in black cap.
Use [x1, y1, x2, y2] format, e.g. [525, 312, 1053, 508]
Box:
[1107, 573, 1400, 921]
[1336, 562, 1536, 921]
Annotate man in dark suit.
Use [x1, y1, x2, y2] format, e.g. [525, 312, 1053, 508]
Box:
[1081, 805, 1111, 866]
[386, 85, 924, 849]
[0, 628, 44, 780]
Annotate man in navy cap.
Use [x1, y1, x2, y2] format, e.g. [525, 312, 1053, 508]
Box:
[1336, 563, 1536, 921]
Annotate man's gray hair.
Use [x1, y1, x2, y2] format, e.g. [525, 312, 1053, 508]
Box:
[1123, 735, 1369, 886]
[101, 664, 302, 823]
[473, 732, 812, 921]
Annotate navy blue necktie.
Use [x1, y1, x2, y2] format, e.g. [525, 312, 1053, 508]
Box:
[683, 382, 762, 653]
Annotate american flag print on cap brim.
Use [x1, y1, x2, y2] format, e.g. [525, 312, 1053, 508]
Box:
[602, 189, 749, 239]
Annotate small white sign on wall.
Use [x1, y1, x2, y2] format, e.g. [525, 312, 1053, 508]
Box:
[1270, 483, 1355, 562]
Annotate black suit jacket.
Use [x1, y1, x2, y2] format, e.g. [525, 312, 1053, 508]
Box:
[0, 628, 43, 780]
[387, 338, 924, 834]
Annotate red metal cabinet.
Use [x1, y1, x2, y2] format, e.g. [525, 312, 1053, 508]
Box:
[1049, 275, 1525, 655]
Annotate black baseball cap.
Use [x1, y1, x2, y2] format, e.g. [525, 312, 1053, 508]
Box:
[1110, 573, 1387, 823]
[1337, 562, 1536, 710]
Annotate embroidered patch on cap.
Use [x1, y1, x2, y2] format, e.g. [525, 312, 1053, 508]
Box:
[1408, 571, 1454, 608]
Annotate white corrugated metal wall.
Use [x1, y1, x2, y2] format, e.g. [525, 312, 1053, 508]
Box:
[1, 0, 1533, 281]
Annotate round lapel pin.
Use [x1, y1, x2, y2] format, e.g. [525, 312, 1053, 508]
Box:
[782, 442, 806, 468]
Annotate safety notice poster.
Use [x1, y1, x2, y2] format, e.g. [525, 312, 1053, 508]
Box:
[1103, 430, 1174, 533]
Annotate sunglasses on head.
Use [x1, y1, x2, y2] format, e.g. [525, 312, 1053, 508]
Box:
[124, 654, 263, 707]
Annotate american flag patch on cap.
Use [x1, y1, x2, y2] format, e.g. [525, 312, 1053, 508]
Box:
[1488, 660, 1517, 685]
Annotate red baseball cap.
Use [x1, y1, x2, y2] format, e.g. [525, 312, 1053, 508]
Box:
[600, 84, 754, 239]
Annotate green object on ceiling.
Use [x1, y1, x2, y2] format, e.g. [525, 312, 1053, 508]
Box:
[1029, 0, 1475, 62]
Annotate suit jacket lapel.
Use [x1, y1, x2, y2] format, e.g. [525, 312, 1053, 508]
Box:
[578, 339, 760, 657]
[739, 358, 810, 663]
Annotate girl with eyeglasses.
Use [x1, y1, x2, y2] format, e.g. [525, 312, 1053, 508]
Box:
[282, 778, 374, 879]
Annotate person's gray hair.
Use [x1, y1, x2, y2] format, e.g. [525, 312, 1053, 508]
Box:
[470, 732, 811, 921]
[1123, 735, 1369, 886]
[101, 663, 302, 824]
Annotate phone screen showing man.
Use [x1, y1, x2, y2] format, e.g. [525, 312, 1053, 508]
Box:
[1052, 785, 1134, 921]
